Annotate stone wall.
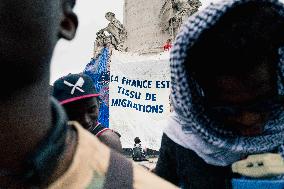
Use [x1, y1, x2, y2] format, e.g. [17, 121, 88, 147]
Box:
[124, 0, 169, 54]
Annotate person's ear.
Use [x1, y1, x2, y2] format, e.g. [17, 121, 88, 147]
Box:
[59, 5, 78, 40]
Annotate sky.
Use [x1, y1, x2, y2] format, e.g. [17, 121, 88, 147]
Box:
[50, 0, 124, 83]
[50, 0, 219, 83]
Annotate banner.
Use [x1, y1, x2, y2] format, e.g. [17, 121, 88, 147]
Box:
[110, 51, 171, 150]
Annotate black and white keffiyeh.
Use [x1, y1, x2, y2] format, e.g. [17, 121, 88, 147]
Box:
[165, 0, 284, 166]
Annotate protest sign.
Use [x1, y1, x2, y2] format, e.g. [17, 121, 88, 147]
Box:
[110, 51, 171, 150]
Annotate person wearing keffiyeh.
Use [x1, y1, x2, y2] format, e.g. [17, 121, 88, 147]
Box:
[155, 0, 284, 188]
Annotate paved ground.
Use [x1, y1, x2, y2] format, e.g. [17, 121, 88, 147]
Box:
[131, 158, 158, 171]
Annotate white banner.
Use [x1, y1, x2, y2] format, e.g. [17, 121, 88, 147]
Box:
[110, 51, 171, 150]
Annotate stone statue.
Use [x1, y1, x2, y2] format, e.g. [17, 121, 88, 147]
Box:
[102, 12, 127, 51]
[160, 0, 201, 39]
[93, 12, 127, 57]
[93, 30, 110, 58]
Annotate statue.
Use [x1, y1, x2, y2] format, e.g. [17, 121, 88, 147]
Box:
[93, 12, 127, 57]
[102, 12, 127, 51]
[160, 0, 201, 39]
[93, 30, 111, 58]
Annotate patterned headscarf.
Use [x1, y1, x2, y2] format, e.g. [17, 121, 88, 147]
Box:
[165, 0, 284, 166]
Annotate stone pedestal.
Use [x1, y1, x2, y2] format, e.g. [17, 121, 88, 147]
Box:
[124, 0, 169, 54]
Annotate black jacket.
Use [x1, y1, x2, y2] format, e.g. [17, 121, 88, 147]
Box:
[155, 134, 235, 189]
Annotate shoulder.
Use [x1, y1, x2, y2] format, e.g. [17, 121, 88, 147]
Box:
[98, 129, 123, 153]
[92, 124, 120, 138]
[160, 133, 179, 149]
[132, 158, 179, 189]
[49, 122, 178, 189]
[99, 130, 121, 142]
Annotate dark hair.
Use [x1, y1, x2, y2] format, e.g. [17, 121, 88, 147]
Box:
[134, 137, 141, 144]
[186, 2, 284, 80]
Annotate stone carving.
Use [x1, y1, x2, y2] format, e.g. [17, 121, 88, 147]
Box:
[160, 0, 201, 39]
[93, 30, 110, 58]
[103, 12, 127, 51]
[93, 12, 127, 57]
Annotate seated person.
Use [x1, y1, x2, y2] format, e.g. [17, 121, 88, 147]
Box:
[132, 137, 147, 161]
[53, 73, 123, 153]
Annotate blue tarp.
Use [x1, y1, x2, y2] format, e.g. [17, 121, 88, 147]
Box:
[84, 48, 110, 127]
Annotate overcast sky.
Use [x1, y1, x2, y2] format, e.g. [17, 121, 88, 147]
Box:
[50, 0, 220, 83]
[50, 0, 124, 83]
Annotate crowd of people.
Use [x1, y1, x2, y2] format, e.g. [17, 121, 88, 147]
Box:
[2, 0, 284, 188]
